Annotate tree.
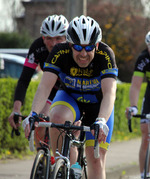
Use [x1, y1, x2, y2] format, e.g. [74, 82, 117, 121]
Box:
[87, 0, 150, 82]
[0, 32, 32, 48]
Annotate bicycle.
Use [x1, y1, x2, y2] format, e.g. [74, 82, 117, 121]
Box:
[11, 113, 53, 179]
[127, 111, 150, 179]
[31, 118, 99, 179]
[12, 113, 100, 179]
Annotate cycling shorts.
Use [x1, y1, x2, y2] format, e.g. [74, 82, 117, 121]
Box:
[141, 97, 150, 124]
[50, 90, 114, 150]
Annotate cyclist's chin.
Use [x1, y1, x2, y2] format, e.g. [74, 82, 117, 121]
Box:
[76, 60, 90, 68]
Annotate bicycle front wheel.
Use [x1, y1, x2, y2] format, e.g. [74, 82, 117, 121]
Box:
[51, 159, 68, 179]
[144, 142, 150, 179]
[30, 149, 50, 179]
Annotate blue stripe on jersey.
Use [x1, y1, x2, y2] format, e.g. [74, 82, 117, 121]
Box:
[100, 68, 118, 76]
[44, 62, 61, 72]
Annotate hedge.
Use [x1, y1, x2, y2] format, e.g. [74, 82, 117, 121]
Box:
[0, 78, 146, 156]
[0, 78, 39, 157]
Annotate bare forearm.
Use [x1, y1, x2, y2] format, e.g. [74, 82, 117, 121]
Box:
[32, 84, 50, 114]
[98, 78, 116, 121]
[130, 85, 140, 106]
[98, 91, 116, 121]
[13, 100, 22, 112]
[129, 76, 143, 107]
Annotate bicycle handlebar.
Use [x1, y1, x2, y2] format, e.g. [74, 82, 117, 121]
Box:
[127, 112, 150, 132]
[36, 121, 100, 158]
[11, 113, 26, 138]
[11, 113, 100, 158]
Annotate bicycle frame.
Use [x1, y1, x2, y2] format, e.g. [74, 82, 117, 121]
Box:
[36, 120, 99, 179]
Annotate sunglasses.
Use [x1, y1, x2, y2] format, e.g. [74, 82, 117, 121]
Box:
[72, 44, 95, 52]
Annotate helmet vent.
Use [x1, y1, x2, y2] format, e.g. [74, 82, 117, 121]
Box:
[90, 27, 97, 43]
[83, 29, 86, 41]
[51, 20, 55, 31]
[82, 18, 86, 24]
[74, 21, 77, 27]
[42, 31, 46, 35]
[60, 30, 65, 34]
[72, 28, 80, 43]
[45, 23, 50, 31]
[56, 22, 61, 31]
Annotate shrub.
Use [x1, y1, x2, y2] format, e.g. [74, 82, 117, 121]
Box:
[0, 79, 146, 157]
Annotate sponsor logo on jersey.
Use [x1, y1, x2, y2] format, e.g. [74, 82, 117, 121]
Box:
[51, 49, 70, 64]
[28, 53, 35, 64]
[70, 67, 93, 77]
[137, 58, 150, 71]
[96, 50, 112, 69]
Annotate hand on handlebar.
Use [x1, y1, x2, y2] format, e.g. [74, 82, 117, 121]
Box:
[91, 117, 109, 143]
[22, 112, 39, 140]
[8, 111, 22, 129]
[125, 106, 138, 119]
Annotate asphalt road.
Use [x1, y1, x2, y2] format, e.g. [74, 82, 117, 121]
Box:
[0, 138, 141, 179]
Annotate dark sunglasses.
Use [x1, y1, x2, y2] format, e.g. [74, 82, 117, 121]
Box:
[72, 44, 95, 52]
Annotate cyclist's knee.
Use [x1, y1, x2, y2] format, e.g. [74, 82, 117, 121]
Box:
[50, 105, 74, 123]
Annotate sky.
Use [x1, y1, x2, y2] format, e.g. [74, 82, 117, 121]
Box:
[0, 0, 149, 32]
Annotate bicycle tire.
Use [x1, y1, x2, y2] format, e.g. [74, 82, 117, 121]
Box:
[51, 158, 68, 179]
[144, 142, 150, 179]
[30, 149, 50, 179]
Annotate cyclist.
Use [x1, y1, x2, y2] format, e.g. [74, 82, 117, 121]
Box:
[8, 14, 69, 148]
[23, 15, 118, 179]
[125, 31, 150, 179]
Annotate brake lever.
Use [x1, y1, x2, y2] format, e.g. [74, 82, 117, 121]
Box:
[128, 110, 132, 133]
[11, 113, 21, 138]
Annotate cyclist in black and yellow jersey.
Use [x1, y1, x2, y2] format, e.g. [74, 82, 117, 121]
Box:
[8, 14, 69, 148]
[126, 31, 150, 179]
[23, 15, 118, 179]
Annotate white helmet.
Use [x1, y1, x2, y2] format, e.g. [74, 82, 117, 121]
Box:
[40, 15, 69, 37]
[145, 31, 150, 45]
[66, 15, 102, 45]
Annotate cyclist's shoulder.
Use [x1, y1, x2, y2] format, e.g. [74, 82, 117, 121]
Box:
[29, 37, 45, 50]
[54, 42, 70, 51]
[97, 42, 114, 54]
[51, 42, 71, 56]
[96, 42, 115, 62]
[138, 49, 149, 58]
[27, 37, 48, 57]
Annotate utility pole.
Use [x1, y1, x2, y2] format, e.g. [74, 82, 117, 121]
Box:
[66, 0, 87, 21]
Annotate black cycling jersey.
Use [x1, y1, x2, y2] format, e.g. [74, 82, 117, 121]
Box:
[14, 37, 59, 104]
[44, 42, 118, 104]
[134, 49, 150, 83]
[133, 48, 150, 119]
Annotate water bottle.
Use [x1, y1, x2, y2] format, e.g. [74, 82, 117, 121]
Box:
[70, 162, 82, 179]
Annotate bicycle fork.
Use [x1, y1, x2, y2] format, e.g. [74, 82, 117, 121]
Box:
[55, 149, 71, 179]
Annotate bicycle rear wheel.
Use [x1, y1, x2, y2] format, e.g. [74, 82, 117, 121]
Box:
[30, 149, 50, 179]
[144, 142, 150, 179]
[51, 159, 68, 179]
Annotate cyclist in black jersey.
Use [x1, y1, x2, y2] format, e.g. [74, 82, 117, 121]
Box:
[8, 14, 69, 148]
[23, 15, 118, 179]
[126, 31, 150, 179]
